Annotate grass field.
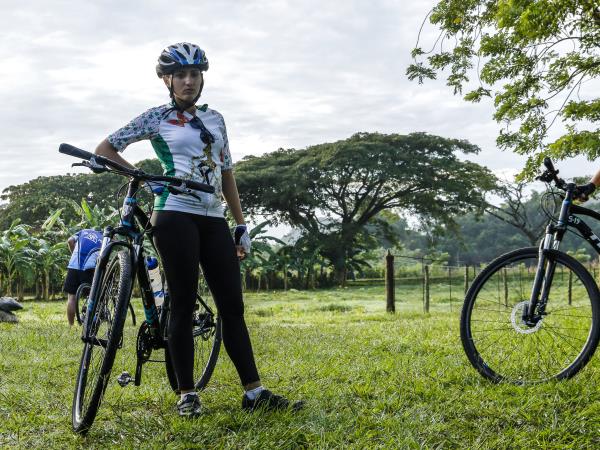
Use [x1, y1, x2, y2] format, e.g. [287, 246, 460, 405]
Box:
[1, 285, 600, 449]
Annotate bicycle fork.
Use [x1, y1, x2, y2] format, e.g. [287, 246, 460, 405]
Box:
[524, 227, 558, 326]
[525, 187, 574, 324]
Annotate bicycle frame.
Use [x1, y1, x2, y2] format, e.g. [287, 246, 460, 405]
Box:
[526, 185, 600, 323]
[83, 179, 161, 343]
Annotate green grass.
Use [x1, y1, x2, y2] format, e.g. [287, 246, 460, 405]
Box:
[1, 285, 600, 449]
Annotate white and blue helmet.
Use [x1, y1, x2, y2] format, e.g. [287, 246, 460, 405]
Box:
[156, 42, 209, 78]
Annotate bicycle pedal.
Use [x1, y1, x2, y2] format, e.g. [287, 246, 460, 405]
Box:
[117, 371, 134, 387]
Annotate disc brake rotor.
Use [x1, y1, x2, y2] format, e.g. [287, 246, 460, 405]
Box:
[510, 300, 543, 334]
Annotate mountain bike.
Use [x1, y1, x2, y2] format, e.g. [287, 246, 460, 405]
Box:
[461, 158, 600, 384]
[59, 143, 222, 433]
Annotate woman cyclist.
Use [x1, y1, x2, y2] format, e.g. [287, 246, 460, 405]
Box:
[94, 42, 302, 417]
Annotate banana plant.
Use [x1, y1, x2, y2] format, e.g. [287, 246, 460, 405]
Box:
[0, 221, 35, 297]
[68, 198, 119, 230]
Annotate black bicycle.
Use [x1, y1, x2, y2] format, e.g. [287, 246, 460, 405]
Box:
[461, 158, 600, 384]
[59, 144, 222, 433]
[75, 282, 137, 327]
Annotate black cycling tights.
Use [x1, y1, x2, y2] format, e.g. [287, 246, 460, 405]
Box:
[151, 210, 259, 391]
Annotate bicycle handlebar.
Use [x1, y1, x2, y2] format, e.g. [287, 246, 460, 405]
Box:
[59, 143, 215, 194]
[537, 157, 566, 188]
[543, 157, 556, 174]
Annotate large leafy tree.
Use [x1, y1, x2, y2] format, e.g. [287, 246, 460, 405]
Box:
[0, 158, 162, 230]
[485, 181, 548, 245]
[407, 0, 600, 176]
[235, 132, 497, 284]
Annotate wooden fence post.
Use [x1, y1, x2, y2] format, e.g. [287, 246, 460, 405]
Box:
[424, 264, 430, 313]
[464, 265, 469, 294]
[503, 268, 508, 307]
[385, 250, 395, 313]
[448, 266, 453, 311]
[568, 270, 573, 305]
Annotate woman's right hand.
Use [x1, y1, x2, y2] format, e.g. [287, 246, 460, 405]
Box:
[574, 182, 596, 202]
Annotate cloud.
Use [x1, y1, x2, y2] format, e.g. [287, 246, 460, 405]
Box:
[0, 0, 592, 196]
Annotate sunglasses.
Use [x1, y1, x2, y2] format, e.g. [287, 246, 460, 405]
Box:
[189, 116, 215, 145]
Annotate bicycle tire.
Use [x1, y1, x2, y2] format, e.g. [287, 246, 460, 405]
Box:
[75, 282, 92, 325]
[461, 247, 600, 384]
[165, 292, 222, 392]
[72, 250, 133, 433]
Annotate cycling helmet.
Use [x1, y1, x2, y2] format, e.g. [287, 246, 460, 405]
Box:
[156, 42, 209, 78]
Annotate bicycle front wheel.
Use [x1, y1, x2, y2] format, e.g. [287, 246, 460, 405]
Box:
[461, 247, 600, 384]
[72, 250, 132, 433]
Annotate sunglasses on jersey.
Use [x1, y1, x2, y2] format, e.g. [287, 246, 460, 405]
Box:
[189, 116, 215, 145]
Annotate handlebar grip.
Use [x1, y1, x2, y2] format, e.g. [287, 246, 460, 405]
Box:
[183, 179, 215, 194]
[543, 157, 556, 172]
[59, 143, 95, 161]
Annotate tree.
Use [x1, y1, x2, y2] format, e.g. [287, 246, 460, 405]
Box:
[33, 237, 68, 301]
[407, 0, 600, 176]
[485, 181, 547, 245]
[0, 222, 35, 297]
[0, 157, 163, 230]
[235, 132, 497, 284]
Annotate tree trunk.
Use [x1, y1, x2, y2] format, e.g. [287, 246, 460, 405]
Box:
[334, 265, 347, 287]
[305, 267, 311, 290]
[17, 279, 24, 301]
[6, 274, 13, 296]
[256, 273, 261, 292]
[44, 271, 50, 301]
[283, 264, 288, 291]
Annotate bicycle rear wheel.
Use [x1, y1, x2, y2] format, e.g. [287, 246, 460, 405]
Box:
[461, 247, 600, 383]
[165, 291, 222, 392]
[77, 282, 136, 327]
[72, 250, 132, 433]
[75, 283, 91, 325]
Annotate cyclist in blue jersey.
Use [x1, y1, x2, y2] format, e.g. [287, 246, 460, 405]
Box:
[64, 228, 103, 325]
[93, 43, 302, 417]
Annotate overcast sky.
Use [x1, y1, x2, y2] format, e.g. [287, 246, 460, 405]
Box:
[0, 0, 596, 196]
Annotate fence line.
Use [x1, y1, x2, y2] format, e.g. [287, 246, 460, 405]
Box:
[373, 253, 600, 314]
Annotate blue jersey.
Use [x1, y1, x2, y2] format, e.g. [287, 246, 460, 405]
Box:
[67, 229, 103, 271]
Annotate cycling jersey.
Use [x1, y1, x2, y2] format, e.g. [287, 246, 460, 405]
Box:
[67, 229, 103, 270]
[107, 104, 233, 217]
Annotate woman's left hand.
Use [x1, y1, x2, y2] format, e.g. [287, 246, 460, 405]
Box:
[234, 225, 251, 260]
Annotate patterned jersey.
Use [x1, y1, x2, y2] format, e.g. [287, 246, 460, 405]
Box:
[108, 104, 233, 217]
[67, 229, 103, 271]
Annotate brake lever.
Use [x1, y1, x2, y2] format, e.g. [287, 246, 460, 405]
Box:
[536, 170, 554, 183]
[71, 157, 107, 174]
[88, 157, 108, 174]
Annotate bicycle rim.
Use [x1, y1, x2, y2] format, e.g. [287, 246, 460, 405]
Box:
[75, 283, 91, 326]
[461, 247, 600, 384]
[72, 251, 132, 433]
[165, 292, 222, 392]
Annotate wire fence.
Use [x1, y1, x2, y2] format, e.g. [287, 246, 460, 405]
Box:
[351, 252, 600, 314]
